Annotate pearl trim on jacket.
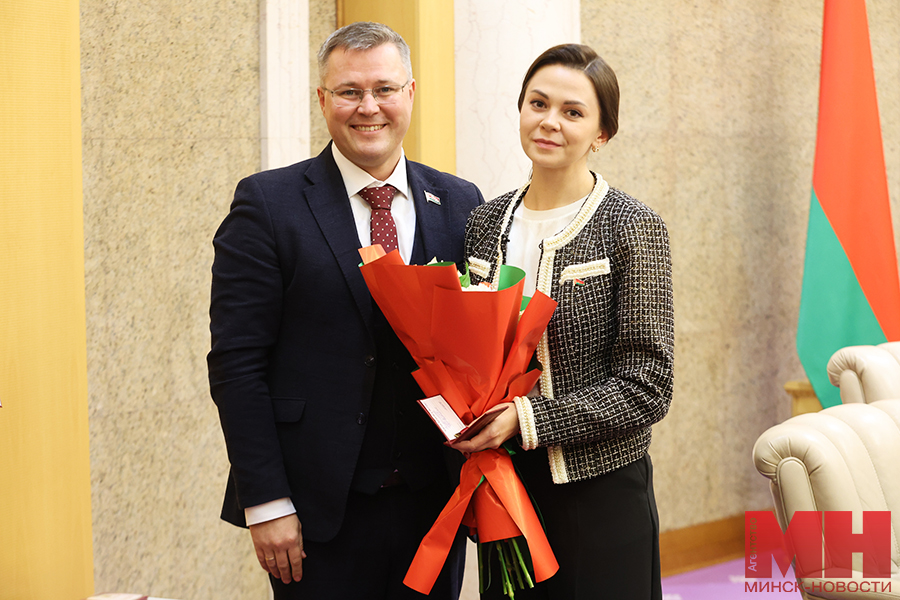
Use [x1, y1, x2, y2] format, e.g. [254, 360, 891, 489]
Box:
[496, 174, 610, 483]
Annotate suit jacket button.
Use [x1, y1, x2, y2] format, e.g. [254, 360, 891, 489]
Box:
[357, 413, 367, 425]
[364, 355, 376, 368]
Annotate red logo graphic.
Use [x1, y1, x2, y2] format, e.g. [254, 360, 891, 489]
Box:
[745, 511, 891, 579]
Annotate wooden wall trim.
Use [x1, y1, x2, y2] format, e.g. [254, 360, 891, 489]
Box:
[660, 513, 750, 577]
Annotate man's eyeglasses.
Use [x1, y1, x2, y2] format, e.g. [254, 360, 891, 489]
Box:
[322, 81, 411, 107]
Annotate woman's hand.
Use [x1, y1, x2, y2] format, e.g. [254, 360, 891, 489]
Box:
[450, 402, 520, 454]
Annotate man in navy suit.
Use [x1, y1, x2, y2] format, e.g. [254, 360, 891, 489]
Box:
[208, 21, 483, 600]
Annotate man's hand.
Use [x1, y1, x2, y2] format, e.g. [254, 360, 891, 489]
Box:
[249, 513, 306, 584]
[449, 402, 520, 454]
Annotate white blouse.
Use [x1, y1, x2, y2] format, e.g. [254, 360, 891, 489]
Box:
[506, 194, 588, 297]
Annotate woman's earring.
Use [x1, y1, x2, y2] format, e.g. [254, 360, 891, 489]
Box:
[590, 145, 600, 153]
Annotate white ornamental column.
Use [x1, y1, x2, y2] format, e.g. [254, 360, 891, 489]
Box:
[455, 0, 580, 198]
[260, 0, 310, 170]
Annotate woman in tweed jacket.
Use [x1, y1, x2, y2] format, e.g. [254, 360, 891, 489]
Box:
[452, 44, 673, 599]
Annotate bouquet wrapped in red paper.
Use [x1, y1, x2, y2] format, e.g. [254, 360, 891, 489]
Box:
[358, 245, 559, 597]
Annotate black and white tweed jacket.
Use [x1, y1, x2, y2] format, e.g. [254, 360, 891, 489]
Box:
[464, 173, 674, 484]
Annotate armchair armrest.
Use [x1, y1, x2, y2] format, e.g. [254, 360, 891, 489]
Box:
[826, 345, 900, 404]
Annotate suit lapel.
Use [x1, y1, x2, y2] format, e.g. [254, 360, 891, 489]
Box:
[302, 153, 455, 327]
[407, 162, 451, 265]
[303, 145, 373, 327]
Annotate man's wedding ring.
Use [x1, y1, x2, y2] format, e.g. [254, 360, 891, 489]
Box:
[265, 556, 276, 562]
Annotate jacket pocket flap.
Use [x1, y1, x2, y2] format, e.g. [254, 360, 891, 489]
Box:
[271, 397, 306, 422]
[559, 258, 611, 284]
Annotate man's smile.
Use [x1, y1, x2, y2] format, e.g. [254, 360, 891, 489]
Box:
[352, 124, 387, 132]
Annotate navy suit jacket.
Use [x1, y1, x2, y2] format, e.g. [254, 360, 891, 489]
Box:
[208, 144, 484, 542]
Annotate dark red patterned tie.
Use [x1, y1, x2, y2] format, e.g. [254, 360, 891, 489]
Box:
[359, 185, 398, 254]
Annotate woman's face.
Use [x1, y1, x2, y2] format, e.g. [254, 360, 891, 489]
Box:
[519, 65, 607, 173]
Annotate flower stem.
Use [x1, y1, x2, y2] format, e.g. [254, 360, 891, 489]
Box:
[496, 541, 514, 598]
[505, 540, 526, 589]
[510, 538, 534, 588]
[478, 541, 485, 594]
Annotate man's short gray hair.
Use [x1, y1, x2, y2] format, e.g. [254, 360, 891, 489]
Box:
[318, 21, 413, 85]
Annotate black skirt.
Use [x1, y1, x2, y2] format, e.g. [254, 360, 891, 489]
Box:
[480, 448, 662, 600]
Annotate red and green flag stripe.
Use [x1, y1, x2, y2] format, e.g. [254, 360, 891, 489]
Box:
[797, 0, 900, 408]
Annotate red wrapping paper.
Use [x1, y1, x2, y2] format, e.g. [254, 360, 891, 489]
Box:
[358, 246, 560, 594]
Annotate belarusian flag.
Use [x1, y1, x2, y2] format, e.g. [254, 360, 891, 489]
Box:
[797, 0, 900, 408]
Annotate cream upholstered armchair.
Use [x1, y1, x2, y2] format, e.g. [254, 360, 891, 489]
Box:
[753, 400, 900, 599]
[827, 342, 900, 404]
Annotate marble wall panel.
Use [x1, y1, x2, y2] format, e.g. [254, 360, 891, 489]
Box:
[581, 0, 900, 530]
[309, 0, 337, 156]
[455, 0, 581, 198]
[81, 0, 268, 597]
[260, 0, 311, 169]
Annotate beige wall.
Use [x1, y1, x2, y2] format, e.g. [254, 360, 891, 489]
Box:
[580, 0, 900, 529]
[81, 0, 266, 597]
